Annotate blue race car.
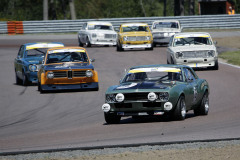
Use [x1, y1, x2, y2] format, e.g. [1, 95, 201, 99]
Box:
[14, 42, 64, 85]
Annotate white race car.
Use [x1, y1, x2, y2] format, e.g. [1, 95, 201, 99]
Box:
[78, 21, 117, 47]
[151, 20, 181, 46]
[167, 32, 218, 70]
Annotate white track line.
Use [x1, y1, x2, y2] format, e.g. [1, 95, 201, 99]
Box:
[219, 61, 240, 69]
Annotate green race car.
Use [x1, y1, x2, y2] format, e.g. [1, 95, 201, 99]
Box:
[102, 64, 209, 124]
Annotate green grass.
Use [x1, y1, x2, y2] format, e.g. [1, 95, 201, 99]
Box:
[219, 50, 240, 66]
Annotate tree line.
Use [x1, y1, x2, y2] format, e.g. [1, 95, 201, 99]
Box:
[0, 0, 239, 21]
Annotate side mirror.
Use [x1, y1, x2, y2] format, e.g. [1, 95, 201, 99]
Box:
[90, 58, 95, 62]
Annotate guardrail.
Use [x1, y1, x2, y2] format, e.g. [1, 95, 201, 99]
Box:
[1, 14, 240, 35]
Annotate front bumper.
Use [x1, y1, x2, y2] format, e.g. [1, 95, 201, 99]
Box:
[175, 57, 217, 68]
[26, 72, 38, 83]
[90, 39, 116, 46]
[122, 43, 152, 49]
[153, 37, 171, 44]
[102, 101, 173, 116]
[41, 82, 98, 91]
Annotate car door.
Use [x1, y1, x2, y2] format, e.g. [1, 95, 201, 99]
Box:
[15, 45, 25, 78]
[183, 67, 199, 109]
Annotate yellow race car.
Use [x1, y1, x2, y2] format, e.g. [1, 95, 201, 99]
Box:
[116, 23, 153, 51]
[37, 47, 99, 93]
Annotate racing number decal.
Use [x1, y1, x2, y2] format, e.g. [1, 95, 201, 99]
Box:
[193, 86, 198, 102]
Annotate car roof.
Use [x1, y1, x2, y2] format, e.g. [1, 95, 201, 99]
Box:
[174, 32, 211, 38]
[87, 21, 113, 26]
[46, 47, 86, 53]
[152, 20, 180, 23]
[24, 42, 64, 50]
[121, 22, 149, 27]
[129, 64, 189, 70]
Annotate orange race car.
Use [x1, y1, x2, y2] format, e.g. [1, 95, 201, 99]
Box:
[37, 47, 98, 93]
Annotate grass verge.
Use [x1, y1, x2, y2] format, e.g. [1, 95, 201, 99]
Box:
[219, 50, 240, 66]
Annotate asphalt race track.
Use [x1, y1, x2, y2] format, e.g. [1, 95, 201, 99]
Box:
[0, 34, 240, 153]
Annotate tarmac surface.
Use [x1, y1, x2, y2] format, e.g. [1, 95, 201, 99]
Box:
[0, 33, 240, 153]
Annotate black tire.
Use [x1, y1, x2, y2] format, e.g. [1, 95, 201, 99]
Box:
[194, 92, 209, 116]
[86, 37, 91, 47]
[104, 112, 121, 124]
[15, 72, 21, 85]
[78, 38, 83, 47]
[22, 72, 29, 86]
[211, 60, 219, 70]
[170, 57, 174, 64]
[116, 41, 124, 51]
[172, 96, 186, 120]
[38, 81, 46, 93]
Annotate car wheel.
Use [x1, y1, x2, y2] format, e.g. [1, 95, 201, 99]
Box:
[172, 96, 186, 120]
[78, 38, 83, 47]
[171, 57, 174, 64]
[211, 60, 219, 70]
[22, 72, 29, 86]
[38, 81, 45, 93]
[15, 71, 21, 85]
[104, 112, 121, 124]
[86, 37, 91, 47]
[194, 92, 209, 116]
[167, 59, 170, 64]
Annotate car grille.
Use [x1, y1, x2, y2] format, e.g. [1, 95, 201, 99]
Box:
[52, 71, 86, 78]
[104, 34, 116, 39]
[128, 36, 146, 41]
[124, 93, 149, 101]
[182, 51, 209, 58]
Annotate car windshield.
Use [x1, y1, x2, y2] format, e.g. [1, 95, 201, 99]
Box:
[173, 37, 212, 46]
[122, 26, 148, 32]
[46, 52, 88, 64]
[88, 25, 113, 30]
[26, 48, 48, 57]
[153, 22, 179, 29]
[123, 68, 183, 83]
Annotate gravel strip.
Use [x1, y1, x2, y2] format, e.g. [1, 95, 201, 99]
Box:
[1, 140, 240, 160]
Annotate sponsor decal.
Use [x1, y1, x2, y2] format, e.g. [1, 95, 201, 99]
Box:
[48, 49, 85, 54]
[26, 43, 64, 50]
[129, 67, 181, 73]
[116, 83, 137, 89]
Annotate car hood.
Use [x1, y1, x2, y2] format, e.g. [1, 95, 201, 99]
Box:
[112, 81, 173, 91]
[24, 57, 44, 64]
[120, 32, 152, 37]
[44, 62, 94, 71]
[88, 30, 117, 34]
[171, 45, 216, 52]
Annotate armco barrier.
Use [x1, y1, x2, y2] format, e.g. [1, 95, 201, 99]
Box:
[1, 14, 240, 34]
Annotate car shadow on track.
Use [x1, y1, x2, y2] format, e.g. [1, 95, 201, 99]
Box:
[104, 113, 197, 125]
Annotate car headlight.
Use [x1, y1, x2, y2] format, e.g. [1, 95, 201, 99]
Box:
[176, 52, 183, 59]
[123, 36, 128, 41]
[148, 92, 157, 101]
[115, 93, 124, 102]
[164, 102, 173, 111]
[102, 103, 111, 112]
[146, 36, 151, 41]
[159, 92, 169, 102]
[92, 33, 97, 38]
[29, 64, 38, 72]
[207, 50, 215, 57]
[47, 71, 54, 79]
[86, 70, 93, 77]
